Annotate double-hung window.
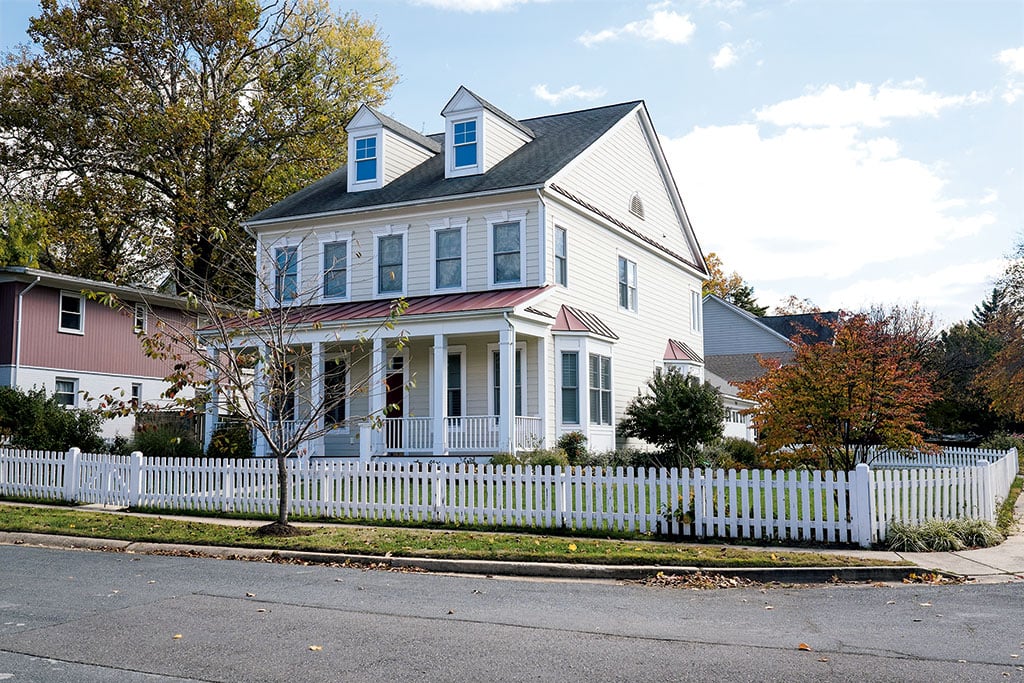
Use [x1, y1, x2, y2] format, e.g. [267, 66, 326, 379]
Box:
[434, 228, 462, 290]
[275, 246, 298, 303]
[492, 349, 523, 416]
[493, 221, 522, 284]
[54, 378, 77, 408]
[453, 120, 477, 168]
[133, 303, 147, 334]
[323, 241, 348, 299]
[324, 359, 347, 427]
[618, 256, 637, 312]
[59, 292, 84, 333]
[561, 352, 579, 424]
[377, 234, 404, 295]
[447, 353, 463, 418]
[131, 383, 142, 409]
[589, 354, 612, 425]
[354, 136, 377, 182]
[555, 227, 568, 287]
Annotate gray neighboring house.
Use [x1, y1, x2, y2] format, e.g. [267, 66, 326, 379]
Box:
[702, 294, 839, 441]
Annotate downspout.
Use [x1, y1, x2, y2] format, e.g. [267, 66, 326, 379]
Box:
[13, 276, 41, 388]
[536, 189, 548, 286]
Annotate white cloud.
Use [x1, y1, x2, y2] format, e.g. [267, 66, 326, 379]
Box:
[997, 46, 1024, 74]
[699, 0, 745, 11]
[532, 84, 606, 105]
[661, 122, 996, 288]
[710, 40, 753, 70]
[980, 188, 999, 205]
[711, 44, 738, 70]
[997, 46, 1024, 103]
[579, 8, 696, 47]
[756, 81, 987, 128]
[411, 0, 530, 11]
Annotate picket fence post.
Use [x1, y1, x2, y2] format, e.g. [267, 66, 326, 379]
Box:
[128, 451, 143, 508]
[976, 459, 993, 522]
[63, 447, 81, 503]
[852, 463, 874, 548]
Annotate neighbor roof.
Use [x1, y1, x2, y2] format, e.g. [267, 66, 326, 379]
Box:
[760, 312, 839, 345]
[704, 352, 792, 385]
[248, 101, 641, 223]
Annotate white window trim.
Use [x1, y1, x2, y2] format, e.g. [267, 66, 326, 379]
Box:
[554, 225, 568, 288]
[133, 303, 148, 334]
[323, 352, 351, 434]
[318, 232, 353, 303]
[690, 289, 703, 332]
[372, 225, 409, 298]
[486, 341, 527, 417]
[559, 349, 580, 426]
[130, 382, 143, 409]
[617, 253, 639, 315]
[54, 376, 78, 408]
[58, 291, 85, 335]
[265, 237, 302, 307]
[428, 217, 468, 294]
[446, 112, 484, 178]
[486, 209, 528, 288]
[588, 352, 614, 427]
[347, 129, 384, 191]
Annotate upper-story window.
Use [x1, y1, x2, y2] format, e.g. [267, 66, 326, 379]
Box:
[618, 256, 638, 312]
[323, 240, 348, 300]
[377, 233, 405, 295]
[493, 221, 522, 284]
[555, 226, 568, 287]
[274, 246, 298, 303]
[691, 290, 703, 332]
[453, 120, 477, 168]
[59, 291, 84, 334]
[133, 303, 148, 334]
[354, 136, 377, 182]
[434, 227, 463, 290]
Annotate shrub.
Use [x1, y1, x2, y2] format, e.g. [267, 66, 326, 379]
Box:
[489, 448, 569, 468]
[980, 432, 1024, 452]
[556, 431, 588, 465]
[720, 437, 760, 468]
[0, 386, 104, 452]
[206, 421, 254, 459]
[886, 518, 1003, 552]
[131, 425, 203, 459]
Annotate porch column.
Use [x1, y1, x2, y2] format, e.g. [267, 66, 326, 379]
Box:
[498, 324, 516, 453]
[311, 341, 324, 457]
[202, 349, 219, 452]
[253, 345, 267, 457]
[536, 337, 547, 450]
[369, 336, 387, 456]
[432, 334, 447, 456]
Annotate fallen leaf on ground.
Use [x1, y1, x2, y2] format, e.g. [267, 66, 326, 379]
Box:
[798, 643, 812, 651]
[245, 592, 255, 597]
[818, 657, 829, 662]
[172, 634, 182, 640]
[308, 645, 322, 651]
[568, 543, 578, 552]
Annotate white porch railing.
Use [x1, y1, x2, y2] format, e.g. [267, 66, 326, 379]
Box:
[515, 416, 543, 450]
[446, 415, 499, 451]
[383, 416, 433, 453]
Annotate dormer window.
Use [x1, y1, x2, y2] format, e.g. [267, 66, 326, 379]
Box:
[355, 136, 377, 182]
[453, 120, 477, 168]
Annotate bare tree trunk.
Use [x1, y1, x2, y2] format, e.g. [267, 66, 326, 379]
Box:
[276, 451, 290, 526]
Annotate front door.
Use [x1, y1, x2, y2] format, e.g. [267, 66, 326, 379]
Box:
[385, 356, 404, 449]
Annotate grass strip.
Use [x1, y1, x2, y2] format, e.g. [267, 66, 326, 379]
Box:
[997, 475, 1023, 535]
[0, 503, 904, 568]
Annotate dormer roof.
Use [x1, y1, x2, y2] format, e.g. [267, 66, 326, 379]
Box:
[368, 106, 442, 154]
[441, 86, 535, 139]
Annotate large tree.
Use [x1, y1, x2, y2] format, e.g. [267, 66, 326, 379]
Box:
[740, 310, 936, 471]
[702, 252, 768, 316]
[978, 237, 1024, 421]
[0, 0, 396, 292]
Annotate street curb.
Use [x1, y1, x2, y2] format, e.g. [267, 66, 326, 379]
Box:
[0, 531, 922, 583]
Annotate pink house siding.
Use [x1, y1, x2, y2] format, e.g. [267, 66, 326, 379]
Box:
[19, 286, 189, 378]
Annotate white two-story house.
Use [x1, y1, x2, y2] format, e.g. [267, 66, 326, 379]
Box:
[235, 87, 708, 460]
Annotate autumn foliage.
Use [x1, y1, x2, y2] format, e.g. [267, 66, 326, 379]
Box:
[740, 311, 936, 471]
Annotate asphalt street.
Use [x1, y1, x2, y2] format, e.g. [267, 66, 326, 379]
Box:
[1, 545, 1022, 682]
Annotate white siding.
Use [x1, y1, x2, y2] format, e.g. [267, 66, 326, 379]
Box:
[382, 129, 435, 185]
[482, 110, 528, 172]
[555, 111, 700, 266]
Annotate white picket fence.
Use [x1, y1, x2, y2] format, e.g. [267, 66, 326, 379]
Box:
[0, 446, 1017, 547]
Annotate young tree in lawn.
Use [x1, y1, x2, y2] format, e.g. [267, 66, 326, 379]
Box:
[97, 236, 407, 534]
[739, 310, 936, 471]
[619, 369, 725, 469]
[0, 0, 396, 294]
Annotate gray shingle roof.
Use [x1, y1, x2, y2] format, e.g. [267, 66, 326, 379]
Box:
[705, 352, 792, 385]
[369, 106, 442, 153]
[760, 312, 839, 345]
[249, 101, 641, 223]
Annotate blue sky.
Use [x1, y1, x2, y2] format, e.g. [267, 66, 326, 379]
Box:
[2, 0, 1022, 325]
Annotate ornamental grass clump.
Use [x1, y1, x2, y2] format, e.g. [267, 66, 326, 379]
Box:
[950, 518, 1004, 548]
[886, 518, 1003, 552]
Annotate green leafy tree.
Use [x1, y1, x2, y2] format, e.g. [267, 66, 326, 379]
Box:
[978, 236, 1024, 421]
[0, 386, 104, 452]
[619, 369, 725, 469]
[702, 252, 767, 316]
[0, 202, 44, 267]
[0, 0, 397, 292]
